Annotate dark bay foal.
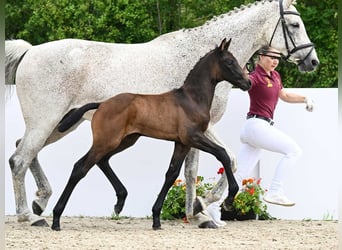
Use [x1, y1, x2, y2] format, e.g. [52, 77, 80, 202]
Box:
[52, 38, 251, 231]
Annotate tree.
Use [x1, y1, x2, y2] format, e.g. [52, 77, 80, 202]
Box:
[5, 0, 158, 44]
[5, 0, 337, 87]
[276, 0, 338, 87]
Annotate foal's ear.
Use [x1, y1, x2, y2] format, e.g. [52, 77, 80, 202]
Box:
[219, 38, 232, 51]
[224, 38, 232, 51]
[219, 38, 227, 51]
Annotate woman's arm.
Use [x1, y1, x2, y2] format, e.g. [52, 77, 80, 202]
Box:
[279, 89, 314, 111]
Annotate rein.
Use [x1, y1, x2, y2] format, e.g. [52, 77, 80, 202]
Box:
[269, 0, 315, 65]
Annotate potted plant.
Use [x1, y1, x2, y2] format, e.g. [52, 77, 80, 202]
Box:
[161, 176, 214, 221]
[221, 177, 273, 220]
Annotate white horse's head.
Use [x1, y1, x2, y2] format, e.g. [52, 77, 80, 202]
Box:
[268, 0, 319, 72]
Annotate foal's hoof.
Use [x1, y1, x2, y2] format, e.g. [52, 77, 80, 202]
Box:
[198, 220, 218, 229]
[222, 198, 234, 212]
[114, 204, 123, 215]
[51, 223, 61, 231]
[51, 226, 61, 231]
[32, 201, 43, 216]
[31, 219, 49, 227]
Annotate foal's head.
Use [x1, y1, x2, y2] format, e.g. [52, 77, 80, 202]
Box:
[214, 38, 251, 91]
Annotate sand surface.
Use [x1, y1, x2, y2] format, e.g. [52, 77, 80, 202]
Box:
[5, 215, 338, 249]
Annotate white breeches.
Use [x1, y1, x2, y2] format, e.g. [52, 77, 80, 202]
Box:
[235, 117, 302, 193]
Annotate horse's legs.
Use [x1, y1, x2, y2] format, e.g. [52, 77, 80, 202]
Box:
[184, 148, 198, 217]
[152, 142, 191, 230]
[52, 151, 97, 231]
[13, 138, 52, 216]
[30, 157, 52, 216]
[9, 130, 53, 226]
[9, 111, 84, 226]
[28, 121, 85, 216]
[183, 149, 217, 229]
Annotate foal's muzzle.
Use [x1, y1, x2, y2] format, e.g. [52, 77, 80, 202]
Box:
[240, 79, 252, 91]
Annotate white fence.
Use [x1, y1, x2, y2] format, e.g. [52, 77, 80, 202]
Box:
[5, 88, 339, 220]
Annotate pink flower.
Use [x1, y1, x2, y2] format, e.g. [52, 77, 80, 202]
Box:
[256, 178, 262, 185]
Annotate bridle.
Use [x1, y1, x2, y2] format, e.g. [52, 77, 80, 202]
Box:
[269, 0, 315, 65]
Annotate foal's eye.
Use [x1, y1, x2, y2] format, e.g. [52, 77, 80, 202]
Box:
[225, 59, 233, 65]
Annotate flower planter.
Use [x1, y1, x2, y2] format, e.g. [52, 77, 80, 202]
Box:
[221, 208, 256, 221]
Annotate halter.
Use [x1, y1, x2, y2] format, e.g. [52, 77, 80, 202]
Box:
[269, 0, 315, 65]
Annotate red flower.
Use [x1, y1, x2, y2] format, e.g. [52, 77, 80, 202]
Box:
[217, 167, 225, 175]
[247, 187, 255, 195]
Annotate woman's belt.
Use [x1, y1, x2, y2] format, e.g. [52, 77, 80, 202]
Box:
[247, 114, 274, 126]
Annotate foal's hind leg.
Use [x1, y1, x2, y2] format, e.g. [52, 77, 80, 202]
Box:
[96, 134, 140, 215]
[52, 151, 98, 231]
[97, 158, 128, 215]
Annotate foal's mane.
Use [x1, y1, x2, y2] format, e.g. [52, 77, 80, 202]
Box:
[182, 46, 218, 85]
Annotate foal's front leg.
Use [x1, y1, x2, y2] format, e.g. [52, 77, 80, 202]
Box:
[191, 127, 236, 211]
[152, 143, 190, 230]
[190, 134, 239, 214]
[205, 126, 237, 173]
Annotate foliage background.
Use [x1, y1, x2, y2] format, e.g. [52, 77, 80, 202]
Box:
[5, 0, 337, 88]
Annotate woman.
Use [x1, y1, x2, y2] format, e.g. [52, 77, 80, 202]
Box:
[207, 45, 314, 226]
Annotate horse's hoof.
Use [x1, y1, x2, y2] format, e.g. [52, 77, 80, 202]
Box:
[193, 197, 204, 215]
[31, 219, 49, 227]
[32, 201, 43, 216]
[198, 220, 218, 229]
[152, 226, 162, 230]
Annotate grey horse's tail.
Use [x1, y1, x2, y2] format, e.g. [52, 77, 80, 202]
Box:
[5, 39, 32, 85]
[58, 103, 101, 133]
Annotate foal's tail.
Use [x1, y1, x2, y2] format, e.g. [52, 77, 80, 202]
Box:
[5, 39, 32, 85]
[58, 103, 101, 133]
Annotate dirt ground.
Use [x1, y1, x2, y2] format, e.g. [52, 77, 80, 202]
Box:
[5, 215, 338, 249]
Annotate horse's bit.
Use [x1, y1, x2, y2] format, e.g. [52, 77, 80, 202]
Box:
[269, 0, 315, 65]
